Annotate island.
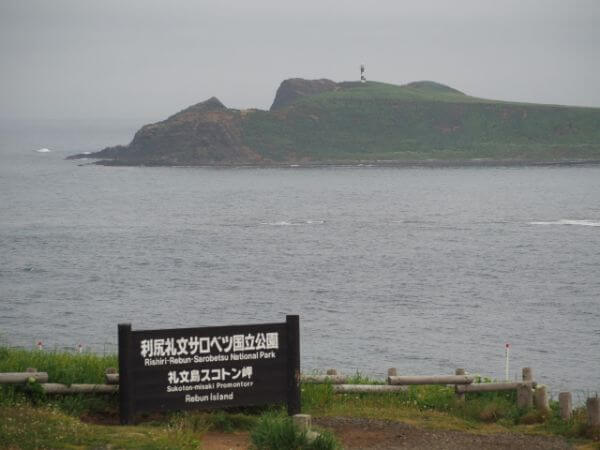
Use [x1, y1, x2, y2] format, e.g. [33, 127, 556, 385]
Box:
[69, 78, 600, 166]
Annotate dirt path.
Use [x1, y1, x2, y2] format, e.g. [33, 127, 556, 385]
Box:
[199, 416, 573, 449]
[200, 430, 250, 449]
[82, 413, 575, 449]
[313, 417, 573, 450]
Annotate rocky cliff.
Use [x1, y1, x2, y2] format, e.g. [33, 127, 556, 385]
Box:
[270, 78, 338, 111]
[83, 97, 263, 165]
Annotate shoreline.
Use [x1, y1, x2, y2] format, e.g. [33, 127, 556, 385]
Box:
[72, 158, 600, 169]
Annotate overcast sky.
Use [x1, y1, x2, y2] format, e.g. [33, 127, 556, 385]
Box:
[1, 0, 599, 120]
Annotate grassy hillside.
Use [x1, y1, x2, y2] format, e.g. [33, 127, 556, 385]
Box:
[242, 81, 600, 162]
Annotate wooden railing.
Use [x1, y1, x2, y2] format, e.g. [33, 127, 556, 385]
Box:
[1, 366, 598, 426]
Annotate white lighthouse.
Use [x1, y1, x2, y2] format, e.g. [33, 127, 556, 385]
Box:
[360, 64, 366, 83]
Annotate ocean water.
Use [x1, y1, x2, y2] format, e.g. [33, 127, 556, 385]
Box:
[1, 119, 599, 398]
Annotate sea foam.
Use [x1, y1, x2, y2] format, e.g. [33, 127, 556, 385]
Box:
[260, 220, 325, 226]
[529, 219, 600, 227]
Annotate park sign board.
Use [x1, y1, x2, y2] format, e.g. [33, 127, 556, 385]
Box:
[118, 315, 300, 424]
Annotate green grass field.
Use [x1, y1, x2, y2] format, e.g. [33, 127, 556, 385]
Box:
[0, 348, 598, 449]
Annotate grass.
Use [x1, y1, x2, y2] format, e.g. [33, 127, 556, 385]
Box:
[0, 348, 598, 448]
[302, 381, 600, 446]
[0, 346, 119, 416]
[241, 80, 600, 163]
[0, 404, 202, 449]
[250, 413, 340, 450]
[0, 346, 117, 384]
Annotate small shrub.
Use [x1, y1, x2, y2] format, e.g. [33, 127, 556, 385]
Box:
[519, 409, 546, 424]
[409, 385, 456, 411]
[479, 403, 508, 422]
[182, 412, 211, 433]
[302, 383, 334, 411]
[307, 430, 342, 450]
[209, 411, 257, 432]
[457, 392, 520, 424]
[496, 417, 516, 427]
[251, 413, 307, 450]
[347, 371, 381, 385]
[250, 413, 340, 450]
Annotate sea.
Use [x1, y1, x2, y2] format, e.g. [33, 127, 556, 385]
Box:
[1, 119, 599, 401]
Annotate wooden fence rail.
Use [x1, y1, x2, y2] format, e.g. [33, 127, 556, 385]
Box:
[0, 369, 117, 394]
[301, 375, 348, 384]
[2, 366, 597, 427]
[333, 384, 407, 393]
[388, 375, 474, 386]
[41, 383, 118, 394]
[0, 372, 48, 384]
[456, 381, 536, 393]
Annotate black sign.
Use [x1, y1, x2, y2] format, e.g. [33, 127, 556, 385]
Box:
[118, 315, 300, 424]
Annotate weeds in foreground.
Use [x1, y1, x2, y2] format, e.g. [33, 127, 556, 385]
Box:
[167, 410, 258, 433]
[301, 381, 598, 442]
[1, 347, 597, 446]
[0, 404, 201, 449]
[250, 413, 340, 450]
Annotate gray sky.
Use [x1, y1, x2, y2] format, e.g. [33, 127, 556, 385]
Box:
[1, 0, 599, 120]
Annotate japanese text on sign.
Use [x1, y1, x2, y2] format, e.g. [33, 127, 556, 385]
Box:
[140, 332, 279, 358]
[167, 366, 253, 385]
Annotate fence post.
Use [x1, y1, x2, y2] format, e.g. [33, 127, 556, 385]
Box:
[534, 385, 550, 413]
[326, 369, 337, 376]
[387, 368, 397, 378]
[587, 396, 600, 427]
[293, 414, 311, 432]
[455, 369, 466, 401]
[517, 383, 533, 408]
[522, 367, 533, 382]
[559, 392, 572, 420]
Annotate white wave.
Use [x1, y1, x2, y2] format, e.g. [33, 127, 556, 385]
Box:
[35, 148, 51, 153]
[529, 219, 600, 227]
[260, 221, 295, 226]
[260, 220, 325, 226]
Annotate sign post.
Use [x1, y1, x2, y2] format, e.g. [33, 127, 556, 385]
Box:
[504, 343, 510, 381]
[118, 315, 300, 424]
[118, 323, 134, 425]
[286, 314, 300, 416]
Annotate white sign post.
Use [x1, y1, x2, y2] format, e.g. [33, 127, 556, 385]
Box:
[504, 343, 510, 381]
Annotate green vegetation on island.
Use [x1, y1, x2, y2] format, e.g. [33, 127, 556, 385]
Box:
[70, 78, 600, 166]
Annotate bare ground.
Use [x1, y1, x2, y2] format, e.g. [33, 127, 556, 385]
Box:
[313, 417, 572, 450]
[197, 416, 574, 449]
[201, 430, 250, 449]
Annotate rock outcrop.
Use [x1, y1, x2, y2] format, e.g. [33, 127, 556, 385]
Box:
[79, 97, 262, 165]
[270, 78, 338, 111]
[403, 81, 465, 95]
